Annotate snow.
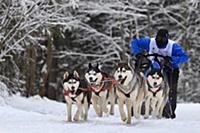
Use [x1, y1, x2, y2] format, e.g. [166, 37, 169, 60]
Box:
[0, 94, 200, 133]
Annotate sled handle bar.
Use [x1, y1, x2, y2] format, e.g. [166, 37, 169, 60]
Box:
[144, 53, 171, 60]
[145, 53, 165, 58]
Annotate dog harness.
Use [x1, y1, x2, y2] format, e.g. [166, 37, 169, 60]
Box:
[83, 77, 118, 92]
[116, 73, 142, 96]
[147, 81, 161, 97]
[63, 89, 87, 103]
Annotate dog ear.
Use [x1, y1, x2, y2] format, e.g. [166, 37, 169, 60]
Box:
[73, 70, 79, 79]
[88, 63, 92, 69]
[96, 62, 102, 70]
[63, 71, 69, 79]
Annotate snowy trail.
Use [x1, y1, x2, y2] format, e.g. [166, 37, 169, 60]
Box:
[0, 95, 200, 133]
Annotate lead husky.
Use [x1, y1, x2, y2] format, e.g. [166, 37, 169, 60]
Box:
[114, 61, 145, 124]
[85, 63, 115, 117]
[144, 62, 169, 119]
[63, 70, 91, 122]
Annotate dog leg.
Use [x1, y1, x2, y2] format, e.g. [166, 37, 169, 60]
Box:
[98, 97, 103, 117]
[155, 98, 163, 119]
[92, 96, 101, 117]
[81, 106, 84, 120]
[83, 98, 89, 121]
[118, 98, 126, 122]
[158, 100, 165, 119]
[133, 100, 140, 119]
[109, 89, 115, 115]
[73, 101, 82, 121]
[151, 98, 157, 118]
[67, 101, 72, 122]
[125, 99, 132, 124]
[144, 97, 150, 119]
[138, 101, 143, 118]
[136, 88, 145, 119]
[102, 95, 108, 114]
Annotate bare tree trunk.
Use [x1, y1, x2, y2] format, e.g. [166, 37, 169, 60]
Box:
[25, 46, 36, 97]
[39, 37, 53, 97]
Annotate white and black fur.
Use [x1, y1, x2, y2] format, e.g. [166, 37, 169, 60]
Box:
[85, 63, 115, 117]
[144, 63, 169, 119]
[63, 70, 91, 122]
[114, 61, 145, 124]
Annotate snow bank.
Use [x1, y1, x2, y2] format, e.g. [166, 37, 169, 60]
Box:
[1, 94, 200, 133]
[5, 95, 66, 116]
[0, 82, 9, 105]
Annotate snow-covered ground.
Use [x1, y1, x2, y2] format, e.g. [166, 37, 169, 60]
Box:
[0, 95, 200, 133]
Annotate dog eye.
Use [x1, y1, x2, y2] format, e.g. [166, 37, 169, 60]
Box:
[122, 70, 126, 73]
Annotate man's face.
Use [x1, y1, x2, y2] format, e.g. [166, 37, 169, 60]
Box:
[155, 35, 168, 48]
[155, 29, 169, 48]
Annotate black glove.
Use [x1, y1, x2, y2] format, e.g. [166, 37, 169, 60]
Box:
[135, 50, 147, 59]
[164, 56, 172, 69]
[164, 56, 172, 63]
[135, 53, 142, 59]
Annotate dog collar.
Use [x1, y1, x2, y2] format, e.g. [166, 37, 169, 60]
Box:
[147, 81, 161, 97]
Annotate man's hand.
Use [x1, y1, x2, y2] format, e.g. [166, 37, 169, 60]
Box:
[164, 56, 172, 69]
[135, 50, 147, 59]
[164, 56, 172, 63]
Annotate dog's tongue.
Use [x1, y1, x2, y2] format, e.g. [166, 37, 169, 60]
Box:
[118, 76, 127, 84]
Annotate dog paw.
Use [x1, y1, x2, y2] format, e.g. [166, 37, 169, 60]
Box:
[109, 111, 114, 115]
[67, 119, 72, 122]
[73, 116, 79, 121]
[67, 116, 72, 122]
[144, 115, 149, 119]
[121, 116, 127, 122]
[83, 114, 88, 121]
[126, 119, 131, 124]
[97, 112, 103, 117]
[103, 107, 108, 113]
[157, 115, 162, 119]
[134, 114, 140, 119]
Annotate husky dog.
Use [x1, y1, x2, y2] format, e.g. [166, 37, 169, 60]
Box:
[85, 63, 115, 117]
[63, 70, 91, 122]
[114, 61, 145, 124]
[144, 62, 169, 119]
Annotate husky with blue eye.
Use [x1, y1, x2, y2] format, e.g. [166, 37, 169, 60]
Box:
[63, 70, 91, 122]
[85, 63, 115, 117]
[114, 61, 146, 124]
[144, 62, 169, 119]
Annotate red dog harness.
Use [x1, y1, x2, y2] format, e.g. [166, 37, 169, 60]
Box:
[83, 78, 118, 92]
[63, 78, 119, 96]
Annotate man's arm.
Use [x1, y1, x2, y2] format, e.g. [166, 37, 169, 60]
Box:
[171, 44, 189, 68]
[130, 38, 150, 55]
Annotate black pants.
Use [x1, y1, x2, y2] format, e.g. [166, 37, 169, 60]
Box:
[163, 68, 179, 119]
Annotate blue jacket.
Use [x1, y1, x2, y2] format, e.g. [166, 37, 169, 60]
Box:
[130, 38, 189, 69]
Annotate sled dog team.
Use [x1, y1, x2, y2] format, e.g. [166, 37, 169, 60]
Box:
[63, 59, 169, 124]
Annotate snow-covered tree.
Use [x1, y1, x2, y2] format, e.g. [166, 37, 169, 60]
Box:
[0, 0, 199, 102]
